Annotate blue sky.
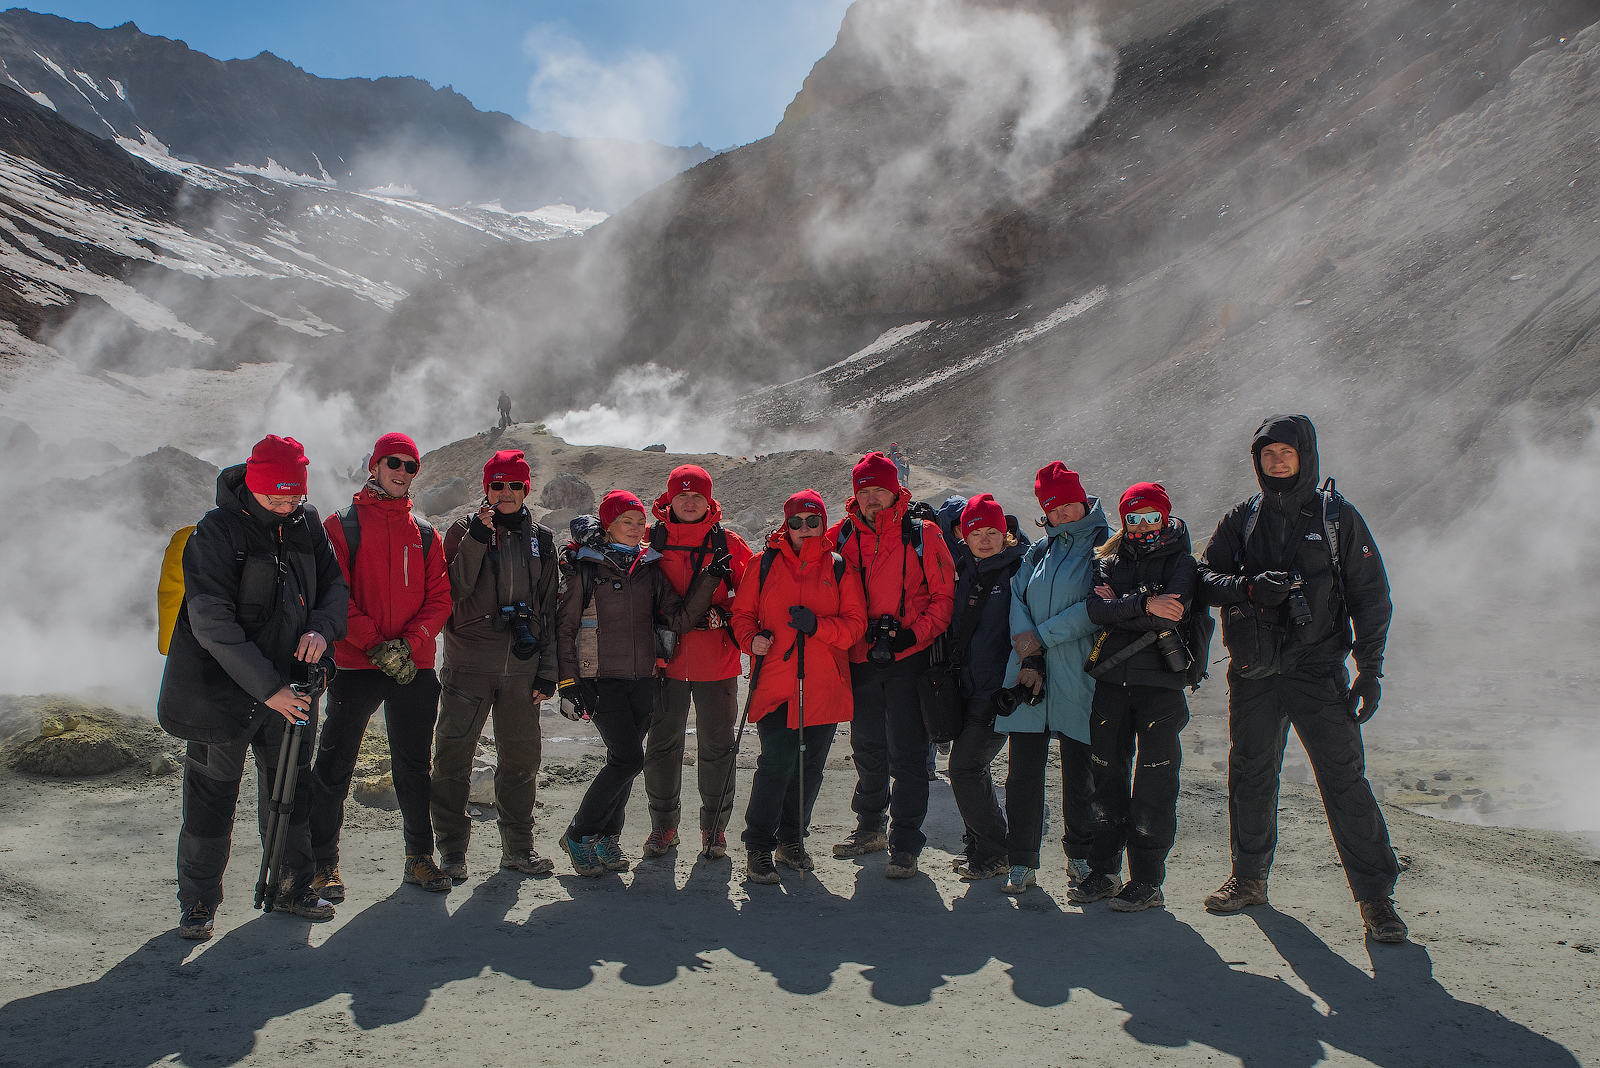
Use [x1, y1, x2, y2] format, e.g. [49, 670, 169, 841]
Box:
[17, 1, 854, 148]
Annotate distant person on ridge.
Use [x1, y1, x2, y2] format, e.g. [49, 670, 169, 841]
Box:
[431, 450, 561, 881]
[640, 465, 755, 859]
[1198, 415, 1403, 943]
[888, 443, 910, 487]
[829, 451, 956, 879]
[309, 433, 453, 900]
[497, 391, 513, 429]
[157, 435, 349, 939]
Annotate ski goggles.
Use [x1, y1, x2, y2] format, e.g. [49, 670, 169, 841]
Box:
[382, 456, 419, 474]
[1123, 510, 1164, 527]
[786, 514, 824, 529]
[488, 481, 527, 492]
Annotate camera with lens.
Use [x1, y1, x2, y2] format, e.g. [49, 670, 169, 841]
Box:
[1153, 629, 1190, 673]
[991, 654, 1046, 715]
[1284, 572, 1312, 628]
[498, 602, 542, 661]
[289, 659, 327, 698]
[867, 615, 900, 667]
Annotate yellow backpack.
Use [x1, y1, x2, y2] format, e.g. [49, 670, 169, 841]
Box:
[157, 526, 196, 654]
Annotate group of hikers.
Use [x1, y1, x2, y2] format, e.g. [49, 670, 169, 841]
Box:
[156, 412, 1405, 947]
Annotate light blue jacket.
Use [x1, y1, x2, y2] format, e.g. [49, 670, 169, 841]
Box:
[995, 499, 1111, 743]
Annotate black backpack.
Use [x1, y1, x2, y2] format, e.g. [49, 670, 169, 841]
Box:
[755, 546, 847, 593]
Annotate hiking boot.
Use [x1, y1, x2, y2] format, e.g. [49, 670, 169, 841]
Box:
[885, 852, 919, 879]
[278, 889, 336, 921]
[1203, 876, 1269, 913]
[775, 842, 815, 871]
[560, 834, 606, 878]
[178, 901, 214, 941]
[500, 849, 556, 876]
[642, 827, 679, 858]
[1359, 898, 1409, 943]
[1003, 866, 1037, 895]
[745, 850, 781, 885]
[955, 856, 1009, 881]
[595, 834, 632, 872]
[404, 855, 454, 891]
[833, 827, 889, 857]
[1068, 871, 1123, 903]
[701, 829, 728, 859]
[439, 852, 468, 881]
[311, 863, 345, 903]
[1109, 881, 1165, 913]
[1066, 857, 1092, 887]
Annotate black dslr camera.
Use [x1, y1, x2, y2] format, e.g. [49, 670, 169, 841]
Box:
[290, 659, 327, 698]
[499, 602, 542, 661]
[1131, 583, 1191, 674]
[867, 615, 900, 666]
[1284, 572, 1312, 628]
[991, 655, 1046, 715]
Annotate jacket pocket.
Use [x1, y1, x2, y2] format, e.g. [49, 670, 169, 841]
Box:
[236, 551, 280, 628]
[1220, 602, 1282, 679]
[577, 609, 600, 678]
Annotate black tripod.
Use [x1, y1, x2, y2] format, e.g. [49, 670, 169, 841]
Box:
[254, 716, 308, 913]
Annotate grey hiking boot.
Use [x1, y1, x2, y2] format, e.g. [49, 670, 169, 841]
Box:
[833, 826, 889, 858]
[500, 849, 555, 876]
[1203, 876, 1269, 912]
[885, 852, 919, 879]
[1109, 881, 1164, 912]
[745, 850, 781, 885]
[595, 835, 632, 872]
[178, 901, 215, 941]
[1360, 898, 1408, 943]
[1066, 857, 1092, 888]
[775, 842, 815, 871]
[1003, 866, 1036, 895]
[405, 855, 454, 891]
[1068, 871, 1122, 903]
[439, 852, 468, 881]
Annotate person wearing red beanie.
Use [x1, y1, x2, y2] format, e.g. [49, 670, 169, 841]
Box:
[310, 431, 454, 899]
[553, 486, 725, 876]
[641, 465, 755, 860]
[828, 451, 957, 880]
[995, 461, 1110, 896]
[1074, 481, 1197, 913]
[160, 435, 350, 937]
[430, 448, 562, 881]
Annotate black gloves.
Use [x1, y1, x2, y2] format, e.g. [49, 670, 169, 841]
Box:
[890, 626, 919, 653]
[468, 513, 492, 543]
[788, 605, 818, 636]
[703, 550, 734, 581]
[1248, 571, 1292, 606]
[1347, 673, 1381, 723]
[558, 679, 597, 721]
[533, 677, 557, 699]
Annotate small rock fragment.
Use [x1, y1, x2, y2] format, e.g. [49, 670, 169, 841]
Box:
[150, 752, 179, 775]
[1441, 794, 1463, 810]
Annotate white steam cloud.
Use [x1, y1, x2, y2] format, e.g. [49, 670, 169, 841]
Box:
[523, 25, 684, 145]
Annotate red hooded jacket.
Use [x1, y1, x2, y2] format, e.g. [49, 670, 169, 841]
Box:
[324, 486, 452, 671]
[826, 487, 956, 664]
[730, 528, 867, 727]
[650, 496, 755, 681]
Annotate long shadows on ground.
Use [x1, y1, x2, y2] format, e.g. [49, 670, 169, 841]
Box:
[0, 864, 1579, 1068]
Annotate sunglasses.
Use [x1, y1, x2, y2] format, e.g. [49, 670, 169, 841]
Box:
[786, 514, 823, 529]
[383, 456, 420, 474]
[1124, 511, 1164, 527]
[488, 481, 527, 492]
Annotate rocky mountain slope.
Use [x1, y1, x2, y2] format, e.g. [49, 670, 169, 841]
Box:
[0, 9, 713, 212]
[378, 0, 1600, 528]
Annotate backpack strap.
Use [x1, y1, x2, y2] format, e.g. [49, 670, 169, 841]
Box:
[1321, 477, 1348, 614]
[1234, 494, 1263, 569]
[417, 517, 436, 557]
[833, 551, 846, 584]
[757, 547, 779, 594]
[339, 505, 361, 562]
[649, 522, 668, 554]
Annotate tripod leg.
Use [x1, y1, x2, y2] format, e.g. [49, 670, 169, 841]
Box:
[795, 633, 806, 883]
[255, 722, 295, 910]
[264, 720, 305, 913]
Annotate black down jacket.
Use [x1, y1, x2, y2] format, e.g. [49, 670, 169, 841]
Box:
[157, 465, 349, 743]
[1086, 518, 1199, 690]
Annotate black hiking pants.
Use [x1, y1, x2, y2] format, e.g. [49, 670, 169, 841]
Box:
[741, 708, 837, 851]
[848, 649, 932, 855]
[310, 668, 441, 865]
[947, 697, 1008, 867]
[1088, 683, 1188, 887]
[1004, 731, 1094, 870]
[1227, 664, 1399, 901]
[568, 678, 656, 840]
[177, 706, 319, 908]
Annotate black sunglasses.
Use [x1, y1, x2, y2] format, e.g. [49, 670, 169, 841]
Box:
[383, 456, 419, 474]
[488, 481, 527, 492]
[786, 514, 823, 529]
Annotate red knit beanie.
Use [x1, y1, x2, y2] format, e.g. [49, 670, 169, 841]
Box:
[1119, 482, 1171, 524]
[655, 463, 713, 510]
[852, 451, 901, 494]
[369, 432, 419, 468]
[244, 435, 309, 495]
[1034, 462, 1087, 512]
[784, 488, 828, 525]
[599, 489, 647, 531]
[482, 449, 530, 492]
[959, 493, 1006, 538]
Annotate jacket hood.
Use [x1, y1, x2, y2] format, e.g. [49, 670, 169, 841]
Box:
[1044, 497, 1111, 543]
[844, 485, 912, 529]
[1252, 414, 1321, 511]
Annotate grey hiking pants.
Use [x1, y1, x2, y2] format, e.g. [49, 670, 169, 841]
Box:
[431, 668, 543, 855]
[643, 677, 739, 832]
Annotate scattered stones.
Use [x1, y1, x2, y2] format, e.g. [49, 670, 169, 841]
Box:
[1395, 853, 1412, 871]
[643, 444, 667, 453]
[540, 474, 595, 513]
[1441, 794, 1464, 810]
[1433, 770, 1452, 781]
[1212, 761, 1227, 772]
[149, 752, 179, 775]
[1473, 794, 1495, 815]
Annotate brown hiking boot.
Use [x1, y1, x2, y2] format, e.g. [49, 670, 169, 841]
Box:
[403, 855, 453, 892]
[745, 850, 781, 885]
[439, 852, 468, 881]
[311, 863, 345, 903]
[1359, 898, 1409, 943]
[642, 827, 679, 857]
[775, 842, 815, 871]
[832, 827, 889, 857]
[1203, 876, 1269, 912]
[500, 849, 556, 875]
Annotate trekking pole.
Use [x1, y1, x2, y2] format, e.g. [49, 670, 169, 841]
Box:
[704, 630, 771, 859]
[794, 630, 807, 884]
[257, 717, 307, 913]
[254, 722, 296, 910]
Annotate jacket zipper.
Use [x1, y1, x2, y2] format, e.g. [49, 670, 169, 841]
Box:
[403, 544, 410, 588]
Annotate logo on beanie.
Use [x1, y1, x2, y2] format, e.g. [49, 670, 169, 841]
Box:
[681, 480, 693, 490]
[798, 500, 821, 510]
[276, 482, 298, 491]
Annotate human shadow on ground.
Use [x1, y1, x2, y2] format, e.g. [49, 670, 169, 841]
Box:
[0, 860, 1580, 1068]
